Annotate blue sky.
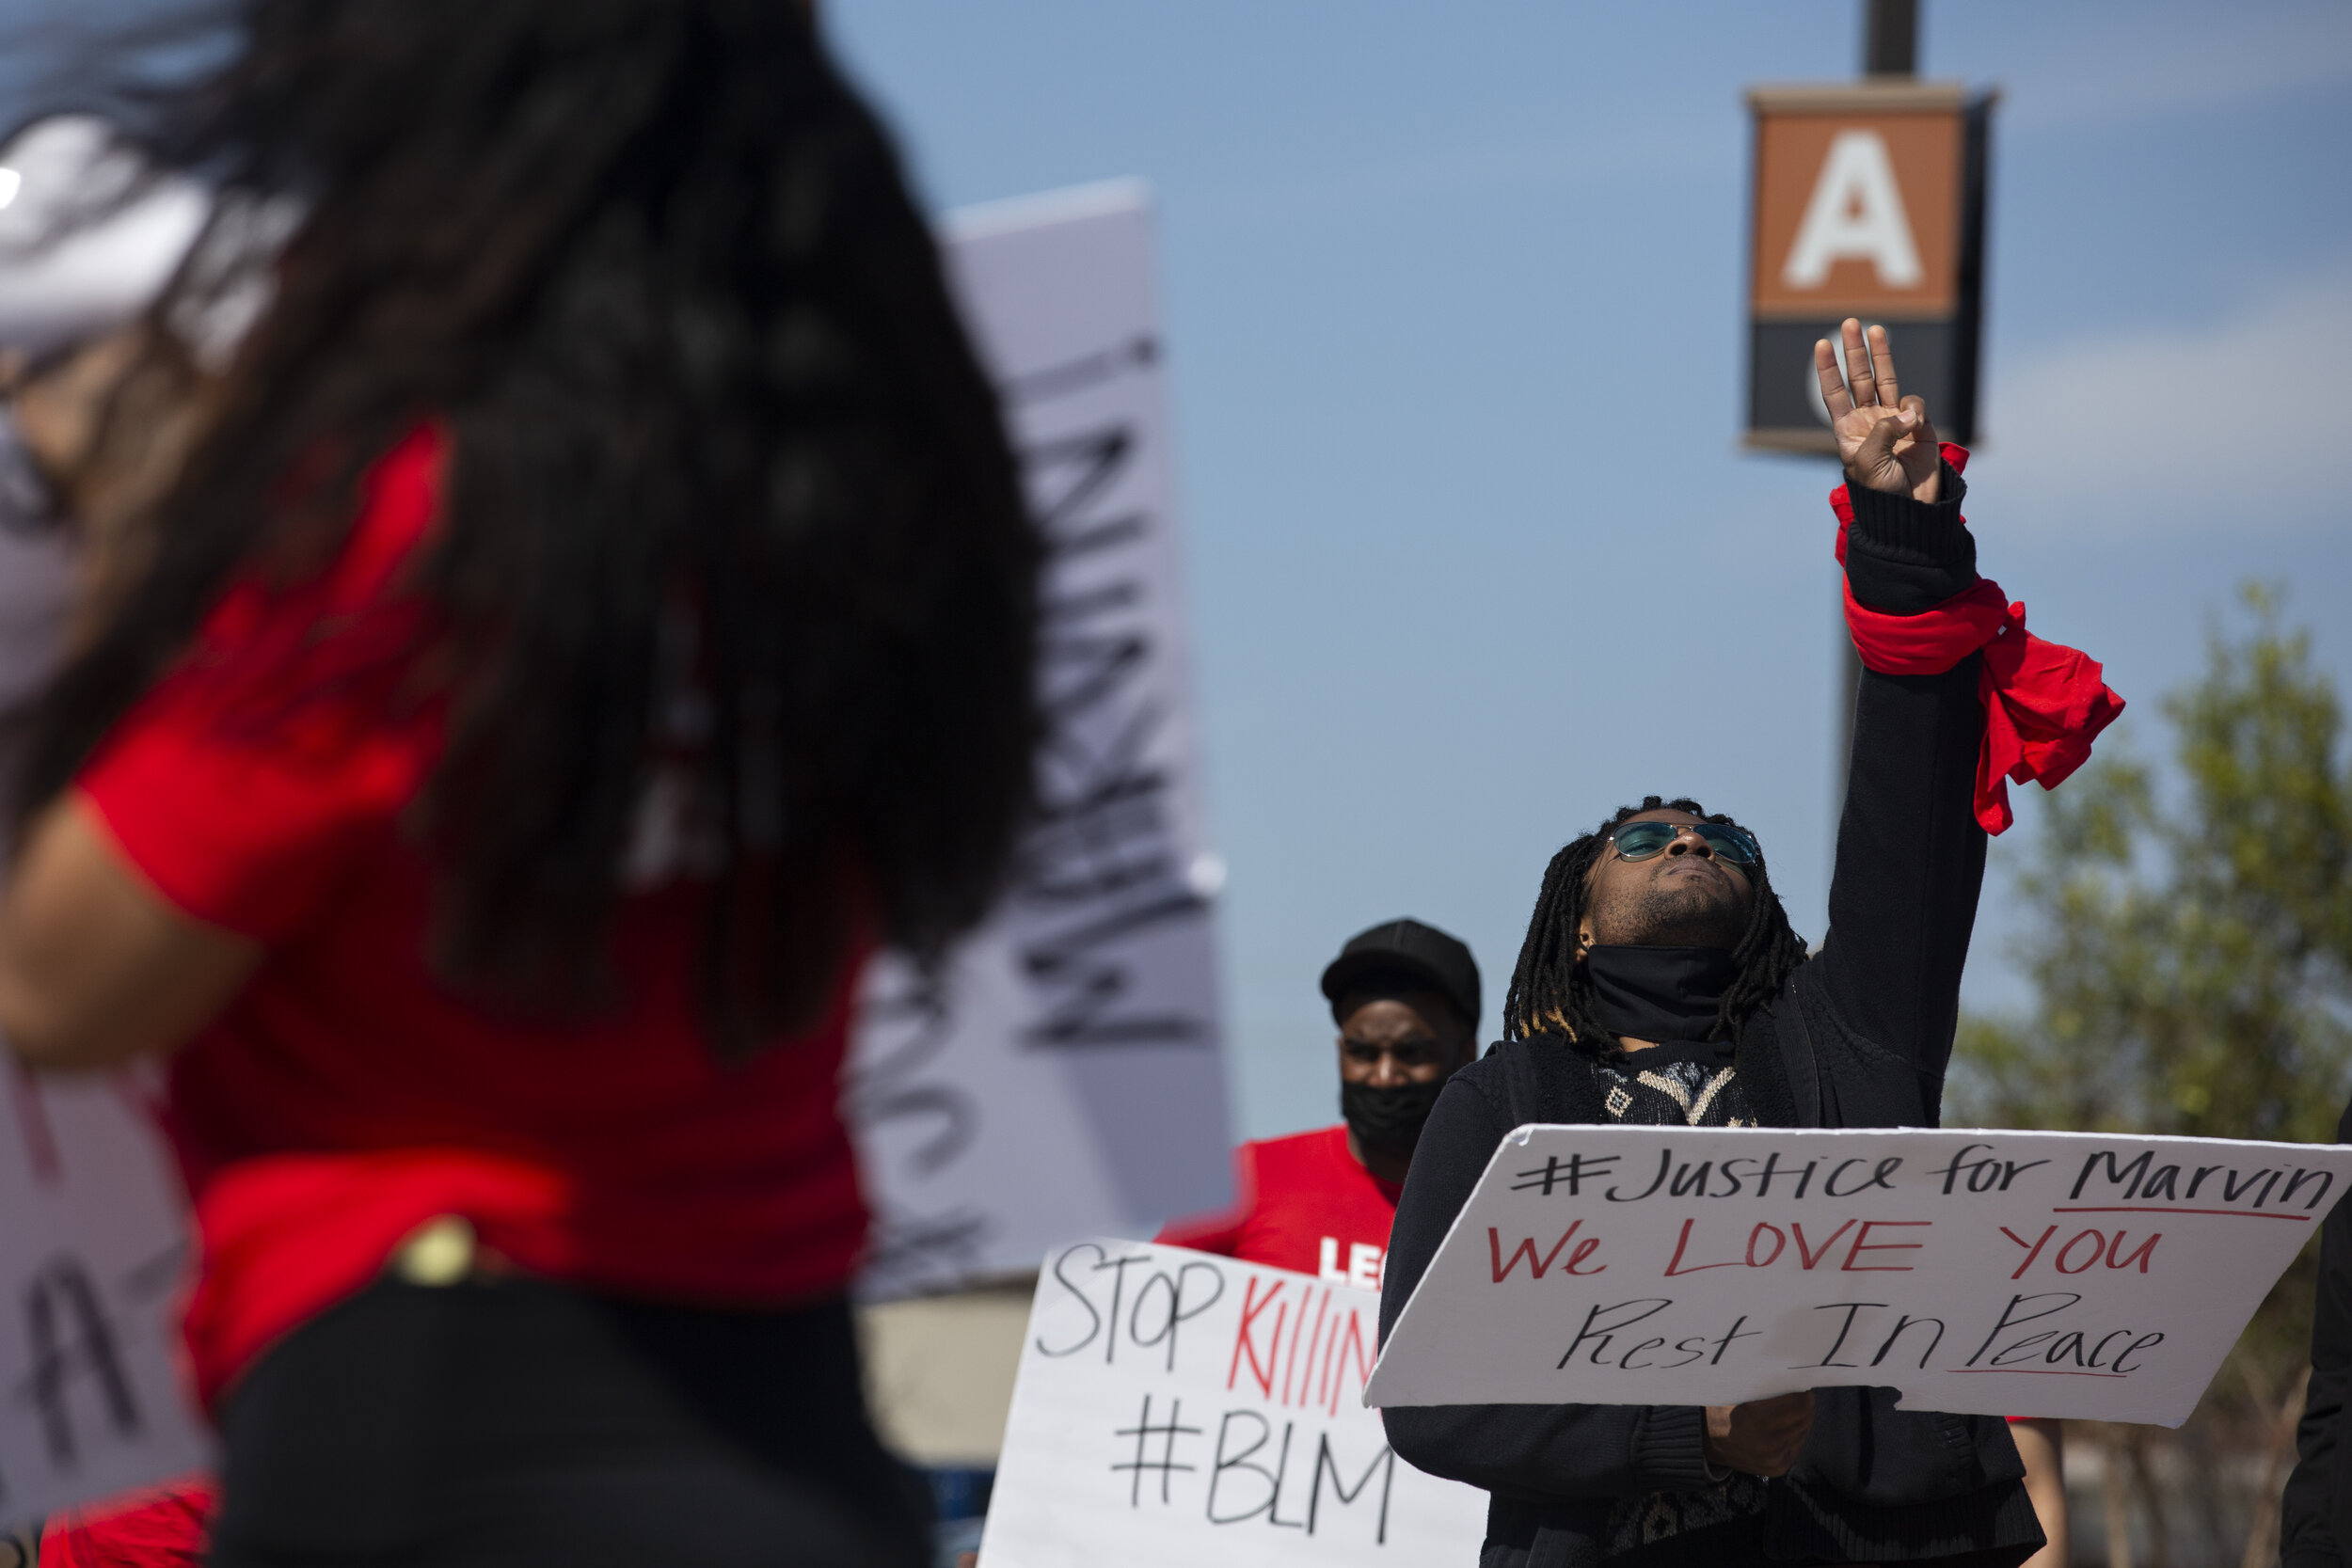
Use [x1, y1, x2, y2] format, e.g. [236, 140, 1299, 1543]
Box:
[3, 2, 2344, 1146]
[823, 0, 2352, 1140]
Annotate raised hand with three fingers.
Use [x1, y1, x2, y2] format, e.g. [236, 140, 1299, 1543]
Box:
[1815, 317, 1941, 503]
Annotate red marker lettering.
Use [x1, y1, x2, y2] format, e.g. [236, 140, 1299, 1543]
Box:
[1662, 1217, 1743, 1276]
[1999, 1224, 2058, 1279]
[1791, 1218, 1857, 1269]
[1487, 1223, 1586, 1282]
[1841, 1219, 1930, 1272]
[1227, 1277, 1287, 1397]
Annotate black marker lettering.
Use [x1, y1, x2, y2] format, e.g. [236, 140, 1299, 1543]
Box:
[1805, 1302, 1885, 1369]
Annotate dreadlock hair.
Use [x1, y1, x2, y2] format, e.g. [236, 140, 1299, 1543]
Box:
[9, 1, 1039, 1056]
[1503, 796, 1808, 1054]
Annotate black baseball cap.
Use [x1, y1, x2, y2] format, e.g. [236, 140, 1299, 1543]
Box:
[1319, 918, 1481, 1032]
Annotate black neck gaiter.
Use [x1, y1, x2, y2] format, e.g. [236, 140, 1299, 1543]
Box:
[1581, 944, 1738, 1043]
[1341, 1078, 1449, 1164]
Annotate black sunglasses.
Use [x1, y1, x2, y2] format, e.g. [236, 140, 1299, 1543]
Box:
[1605, 820, 1759, 866]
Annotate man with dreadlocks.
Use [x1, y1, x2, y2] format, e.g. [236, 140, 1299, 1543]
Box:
[1378, 319, 2123, 1568]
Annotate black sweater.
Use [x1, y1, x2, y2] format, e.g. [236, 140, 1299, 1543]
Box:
[1379, 467, 2043, 1568]
[2281, 1098, 2352, 1568]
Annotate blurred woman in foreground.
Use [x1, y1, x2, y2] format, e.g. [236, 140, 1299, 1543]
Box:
[0, 4, 1038, 1564]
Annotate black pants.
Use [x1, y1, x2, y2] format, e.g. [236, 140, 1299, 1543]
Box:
[208, 1277, 929, 1567]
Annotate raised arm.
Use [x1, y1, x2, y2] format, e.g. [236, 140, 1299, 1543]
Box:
[1811, 322, 1989, 1082]
[0, 793, 261, 1070]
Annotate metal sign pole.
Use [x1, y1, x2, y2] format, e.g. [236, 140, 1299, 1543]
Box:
[1840, 0, 1916, 776]
[1740, 0, 1993, 847]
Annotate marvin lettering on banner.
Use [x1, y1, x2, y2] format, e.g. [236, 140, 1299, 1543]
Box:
[1742, 81, 1996, 451]
[1367, 1125, 2352, 1427]
[849, 183, 1232, 1299]
[981, 1241, 1487, 1567]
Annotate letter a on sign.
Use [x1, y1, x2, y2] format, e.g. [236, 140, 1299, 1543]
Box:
[1782, 129, 1923, 291]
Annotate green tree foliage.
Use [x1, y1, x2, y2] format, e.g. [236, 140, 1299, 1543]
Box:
[1953, 585, 2352, 1147]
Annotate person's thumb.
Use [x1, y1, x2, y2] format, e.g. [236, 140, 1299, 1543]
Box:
[1849, 409, 1908, 485]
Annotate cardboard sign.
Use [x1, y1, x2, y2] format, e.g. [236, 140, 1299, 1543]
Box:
[979, 1241, 1487, 1566]
[0, 1071, 210, 1535]
[850, 183, 1232, 1299]
[1368, 1125, 2352, 1428]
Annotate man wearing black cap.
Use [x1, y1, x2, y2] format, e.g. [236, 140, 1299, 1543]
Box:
[1158, 918, 1479, 1289]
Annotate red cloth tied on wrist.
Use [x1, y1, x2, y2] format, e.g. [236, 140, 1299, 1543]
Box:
[1833, 443, 2125, 835]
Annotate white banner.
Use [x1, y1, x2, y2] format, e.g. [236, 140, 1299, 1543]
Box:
[850, 183, 1232, 1298]
[980, 1240, 1486, 1566]
[1368, 1125, 2352, 1428]
[0, 499, 209, 1534]
[0, 1071, 209, 1536]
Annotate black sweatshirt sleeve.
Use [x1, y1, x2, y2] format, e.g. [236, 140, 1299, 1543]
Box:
[1841, 461, 1973, 614]
[2281, 1099, 2352, 1568]
[1378, 1073, 1718, 1497]
[1817, 461, 1989, 1085]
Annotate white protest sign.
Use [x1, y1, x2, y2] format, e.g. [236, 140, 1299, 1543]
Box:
[0, 1071, 209, 1535]
[0, 476, 210, 1534]
[1368, 1125, 2352, 1428]
[850, 183, 1232, 1298]
[980, 1240, 1486, 1567]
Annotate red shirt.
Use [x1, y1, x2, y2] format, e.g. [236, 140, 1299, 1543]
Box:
[39, 1477, 215, 1567]
[76, 427, 868, 1407]
[1157, 1124, 1401, 1288]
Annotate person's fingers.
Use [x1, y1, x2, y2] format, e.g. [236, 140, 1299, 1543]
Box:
[1840, 318, 1877, 407]
[1899, 395, 1937, 451]
[1813, 339, 1853, 420]
[1731, 1395, 1812, 1447]
[1867, 324, 1900, 406]
[1851, 407, 1905, 478]
[1745, 1391, 1810, 1418]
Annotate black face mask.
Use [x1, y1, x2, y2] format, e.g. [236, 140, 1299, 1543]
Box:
[1582, 944, 1738, 1043]
[1342, 1077, 1450, 1163]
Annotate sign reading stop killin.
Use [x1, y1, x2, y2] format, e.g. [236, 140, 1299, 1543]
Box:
[1742, 82, 1994, 451]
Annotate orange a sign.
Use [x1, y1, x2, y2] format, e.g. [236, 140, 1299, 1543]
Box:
[1742, 81, 1992, 451]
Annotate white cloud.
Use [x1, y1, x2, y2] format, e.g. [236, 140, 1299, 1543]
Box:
[1972, 270, 2352, 538]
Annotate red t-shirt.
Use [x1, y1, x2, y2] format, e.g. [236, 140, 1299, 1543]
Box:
[1156, 1124, 1402, 1288]
[38, 1477, 215, 1567]
[75, 427, 869, 1408]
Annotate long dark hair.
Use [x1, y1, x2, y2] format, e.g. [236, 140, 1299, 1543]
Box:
[11, 0, 1040, 1052]
[1503, 796, 1807, 1051]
